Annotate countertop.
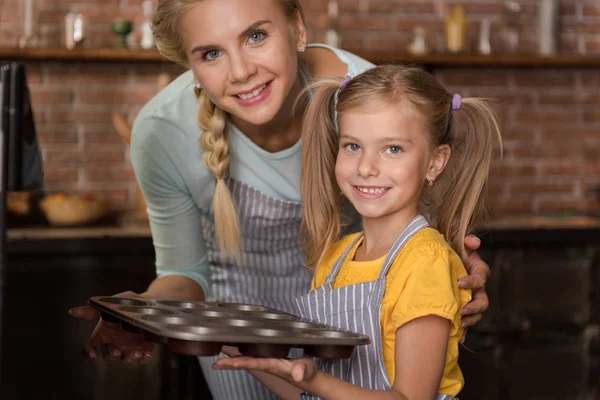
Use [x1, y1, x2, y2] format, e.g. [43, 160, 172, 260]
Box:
[6, 215, 600, 246]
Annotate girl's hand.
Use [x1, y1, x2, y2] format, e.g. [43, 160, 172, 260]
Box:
[459, 235, 491, 341]
[213, 356, 318, 383]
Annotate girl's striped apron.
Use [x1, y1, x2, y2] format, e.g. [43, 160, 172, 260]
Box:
[295, 215, 458, 400]
[197, 179, 312, 400]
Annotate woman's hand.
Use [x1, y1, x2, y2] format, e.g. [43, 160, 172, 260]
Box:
[459, 235, 491, 340]
[214, 356, 318, 384]
[68, 291, 155, 365]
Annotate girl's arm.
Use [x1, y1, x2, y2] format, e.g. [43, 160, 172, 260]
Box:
[391, 315, 450, 398]
[213, 315, 449, 400]
[214, 356, 408, 400]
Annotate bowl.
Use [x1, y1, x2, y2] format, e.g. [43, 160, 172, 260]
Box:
[40, 193, 108, 226]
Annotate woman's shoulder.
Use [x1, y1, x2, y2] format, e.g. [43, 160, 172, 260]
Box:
[304, 44, 375, 80]
[130, 70, 216, 210]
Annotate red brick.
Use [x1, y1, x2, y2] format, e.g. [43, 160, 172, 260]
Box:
[30, 88, 73, 106]
[338, 14, 392, 31]
[490, 164, 536, 179]
[336, 0, 362, 12]
[366, 34, 410, 52]
[513, 71, 577, 87]
[301, 0, 330, 12]
[537, 162, 583, 177]
[304, 11, 329, 30]
[561, 3, 579, 18]
[538, 93, 600, 105]
[585, 37, 600, 53]
[75, 89, 155, 106]
[558, 35, 581, 55]
[582, 4, 600, 17]
[42, 168, 79, 184]
[582, 110, 600, 123]
[535, 198, 597, 214]
[37, 126, 79, 144]
[514, 110, 580, 126]
[510, 181, 576, 197]
[492, 199, 534, 215]
[436, 70, 510, 87]
[368, 0, 435, 13]
[584, 161, 600, 175]
[83, 148, 127, 163]
[65, 110, 115, 125]
[340, 32, 367, 51]
[81, 166, 135, 183]
[563, 21, 600, 35]
[0, 27, 19, 47]
[84, 127, 127, 145]
[42, 146, 83, 164]
[45, 65, 128, 86]
[579, 71, 600, 87]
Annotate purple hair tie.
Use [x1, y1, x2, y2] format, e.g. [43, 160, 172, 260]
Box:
[451, 93, 462, 111]
[340, 75, 352, 90]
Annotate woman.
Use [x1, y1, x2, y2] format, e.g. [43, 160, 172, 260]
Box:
[70, 0, 491, 399]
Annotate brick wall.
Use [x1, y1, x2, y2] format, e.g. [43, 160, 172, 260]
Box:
[1, 0, 599, 215]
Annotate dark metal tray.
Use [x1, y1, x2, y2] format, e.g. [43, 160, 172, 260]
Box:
[88, 297, 371, 359]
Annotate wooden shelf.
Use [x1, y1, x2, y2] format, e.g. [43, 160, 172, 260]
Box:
[0, 47, 168, 62]
[1, 47, 600, 68]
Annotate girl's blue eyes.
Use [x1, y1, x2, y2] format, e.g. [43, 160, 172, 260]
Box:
[343, 143, 403, 154]
[345, 143, 360, 152]
[201, 30, 267, 61]
[386, 145, 402, 154]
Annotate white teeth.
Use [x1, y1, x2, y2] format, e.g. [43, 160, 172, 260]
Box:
[357, 187, 387, 194]
[237, 84, 267, 100]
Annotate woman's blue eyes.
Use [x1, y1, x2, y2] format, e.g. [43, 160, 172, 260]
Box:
[204, 50, 221, 61]
[344, 143, 360, 152]
[249, 31, 266, 43]
[201, 30, 266, 61]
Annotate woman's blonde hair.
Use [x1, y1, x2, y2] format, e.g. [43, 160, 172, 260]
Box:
[300, 65, 503, 268]
[152, 0, 305, 261]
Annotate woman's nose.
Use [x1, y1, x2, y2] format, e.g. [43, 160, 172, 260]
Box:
[229, 52, 255, 84]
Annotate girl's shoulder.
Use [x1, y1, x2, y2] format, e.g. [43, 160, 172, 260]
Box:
[392, 227, 466, 278]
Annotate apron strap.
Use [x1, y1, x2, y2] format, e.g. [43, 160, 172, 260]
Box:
[323, 233, 364, 285]
[369, 215, 429, 306]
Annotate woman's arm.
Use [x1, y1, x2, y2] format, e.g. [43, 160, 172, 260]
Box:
[459, 236, 491, 334]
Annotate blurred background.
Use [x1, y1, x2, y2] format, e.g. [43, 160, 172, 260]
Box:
[0, 0, 598, 399]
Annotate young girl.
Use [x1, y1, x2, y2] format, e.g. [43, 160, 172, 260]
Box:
[214, 64, 502, 399]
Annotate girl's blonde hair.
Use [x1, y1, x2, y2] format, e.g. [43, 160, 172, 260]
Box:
[152, 0, 305, 261]
[301, 65, 503, 268]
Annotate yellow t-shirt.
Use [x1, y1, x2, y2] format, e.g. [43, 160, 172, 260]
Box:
[310, 227, 472, 396]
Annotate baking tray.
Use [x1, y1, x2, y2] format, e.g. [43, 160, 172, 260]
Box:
[88, 297, 371, 359]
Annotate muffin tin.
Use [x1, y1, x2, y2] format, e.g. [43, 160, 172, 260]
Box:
[88, 297, 371, 359]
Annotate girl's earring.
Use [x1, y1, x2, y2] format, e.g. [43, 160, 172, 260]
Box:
[195, 83, 202, 90]
[299, 42, 306, 52]
[428, 179, 434, 187]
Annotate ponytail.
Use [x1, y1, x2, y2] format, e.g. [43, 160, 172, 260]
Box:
[300, 79, 345, 268]
[196, 88, 242, 262]
[430, 97, 502, 263]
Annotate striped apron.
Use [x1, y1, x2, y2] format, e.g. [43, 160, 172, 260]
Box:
[295, 215, 458, 400]
[197, 178, 313, 400]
